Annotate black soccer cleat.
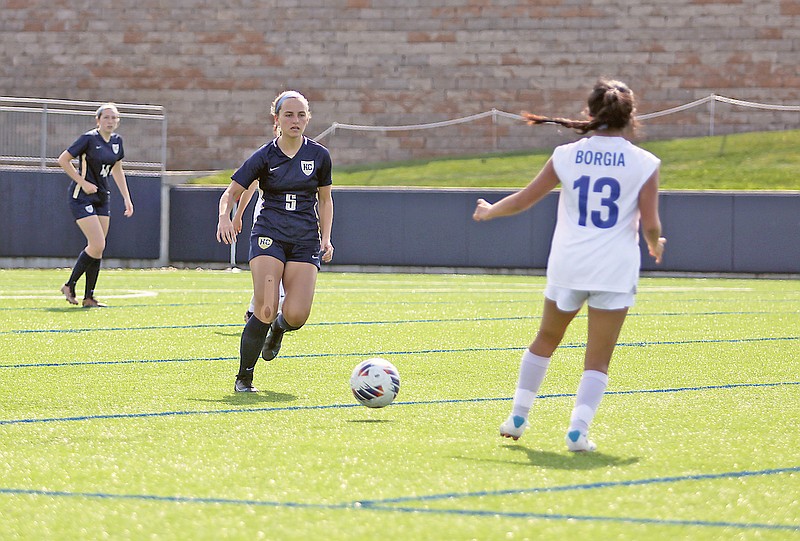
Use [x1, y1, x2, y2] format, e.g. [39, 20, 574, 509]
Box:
[261, 324, 285, 361]
[234, 376, 258, 393]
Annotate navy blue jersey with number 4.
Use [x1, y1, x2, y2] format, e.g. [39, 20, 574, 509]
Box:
[232, 136, 332, 245]
[66, 129, 124, 198]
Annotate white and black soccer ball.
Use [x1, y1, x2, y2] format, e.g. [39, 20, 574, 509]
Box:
[350, 358, 401, 408]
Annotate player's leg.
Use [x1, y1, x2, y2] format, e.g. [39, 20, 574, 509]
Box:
[62, 215, 105, 305]
[82, 215, 110, 307]
[261, 261, 317, 361]
[501, 297, 580, 440]
[566, 304, 628, 452]
[244, 281, 283, 323]
[235, 254, 282, 392]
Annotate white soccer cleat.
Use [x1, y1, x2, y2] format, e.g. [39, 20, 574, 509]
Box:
[566, 430, 597, 452]
[500, 415, 530, 441]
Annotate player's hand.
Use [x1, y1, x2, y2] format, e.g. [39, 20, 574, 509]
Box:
[649, 237, 666, 264]
[216, 217, 237, 245]
[320, 242, 334, 263]
[472, 198, 493, 222]
[81, 182, 98, 195]
[124, 199, 134, 217]
[232, 215, 243, 234]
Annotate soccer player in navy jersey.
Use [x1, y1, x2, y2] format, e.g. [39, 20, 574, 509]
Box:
[217, 91, 334, 392]
[57, 103, 134, 308]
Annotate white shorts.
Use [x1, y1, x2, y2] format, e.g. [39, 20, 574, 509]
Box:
[544, 284, 635, 312]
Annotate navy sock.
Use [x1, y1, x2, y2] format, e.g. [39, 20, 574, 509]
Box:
[238, 315, 270, 378]
[83, 256, 102, 299]
[274, 312, 302, 333]
[66, 250, 94, 287]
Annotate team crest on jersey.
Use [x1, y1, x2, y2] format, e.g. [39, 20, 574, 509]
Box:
[258, 236, 273, 250]
[112, 144, 120, 154]
[301, 160, 315, 176]
[85, 205, 94, 213]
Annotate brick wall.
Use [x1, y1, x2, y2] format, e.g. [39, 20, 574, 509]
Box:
[1, 0, 798, 170]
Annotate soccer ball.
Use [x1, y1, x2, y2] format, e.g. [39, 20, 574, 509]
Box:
[350, 358, 401, 408]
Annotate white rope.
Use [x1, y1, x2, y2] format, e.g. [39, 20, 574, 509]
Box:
[713, 95, 800, 112]
[315, 110, 499, 140]
[637, 95, 716, 120]
[314, 94, 799, 140]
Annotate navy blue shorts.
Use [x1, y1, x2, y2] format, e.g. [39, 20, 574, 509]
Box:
[69, 193, 111, 220]
[249, 234, 321, 269]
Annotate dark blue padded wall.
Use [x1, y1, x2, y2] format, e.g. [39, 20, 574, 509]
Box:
[0, 170, 160, 259]
[2, 173, 798, 274]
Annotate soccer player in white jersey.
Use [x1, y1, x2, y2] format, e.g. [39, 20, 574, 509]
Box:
[57, 103, 134, 308]
[473, 79, 666, 452]
[217, 91, 334, 392]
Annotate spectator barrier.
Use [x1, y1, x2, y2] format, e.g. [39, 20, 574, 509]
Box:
[1, 171, 796, 274]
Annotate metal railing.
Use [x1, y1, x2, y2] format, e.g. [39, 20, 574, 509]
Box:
[0, 96, 167, 176]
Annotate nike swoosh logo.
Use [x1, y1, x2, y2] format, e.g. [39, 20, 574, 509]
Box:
[269, 166, 280, 172]
[95, 146, 102, 149]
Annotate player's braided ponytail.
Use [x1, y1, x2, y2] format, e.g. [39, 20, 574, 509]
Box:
[522, 79, 638, 135]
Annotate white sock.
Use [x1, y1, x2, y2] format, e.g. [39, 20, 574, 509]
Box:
[569, 370, 609, 434]
[511, 350, 550, 419]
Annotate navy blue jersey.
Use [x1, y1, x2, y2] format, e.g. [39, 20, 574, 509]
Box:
[232, 136, 332, 245]
[66, 129, 124, 198]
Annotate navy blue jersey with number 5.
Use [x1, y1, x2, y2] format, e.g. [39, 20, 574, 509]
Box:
[66, 129, 124, 200]
[231, 136, 332, 245]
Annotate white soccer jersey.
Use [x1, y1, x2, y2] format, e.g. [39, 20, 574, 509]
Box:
[547, 135, 660, 293]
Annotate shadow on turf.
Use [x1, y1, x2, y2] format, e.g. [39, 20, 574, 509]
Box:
[456, 446, 639, 471]
[214, 330, 242, 337]
[188, 390, 298, 405]
[502, 445, 640, 470]
[42, 307, 96, 313]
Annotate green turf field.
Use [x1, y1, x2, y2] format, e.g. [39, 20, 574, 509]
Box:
[1, 269, 798, 540]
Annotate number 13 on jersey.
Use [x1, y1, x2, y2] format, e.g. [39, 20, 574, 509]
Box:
[573, 175, 621, 229]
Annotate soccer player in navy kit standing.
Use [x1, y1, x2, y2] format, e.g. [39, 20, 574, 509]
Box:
[473, 79, 666, 452]
[58, 103, 134, 308]
[217, 91, 334, 392]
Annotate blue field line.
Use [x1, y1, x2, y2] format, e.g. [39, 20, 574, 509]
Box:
[1, 334, 798, 369]
[0, 486, 345, 510]
[358, 466, 800, 505]
[0, 299, 538, 312]
[361, 505, 800, 531]
[0, 467, 797, 531]
[2, 309, 797, 335]
[0, 381, 796, 426]
[2, 316, 532, 335]
[357, 466, 800, 531]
